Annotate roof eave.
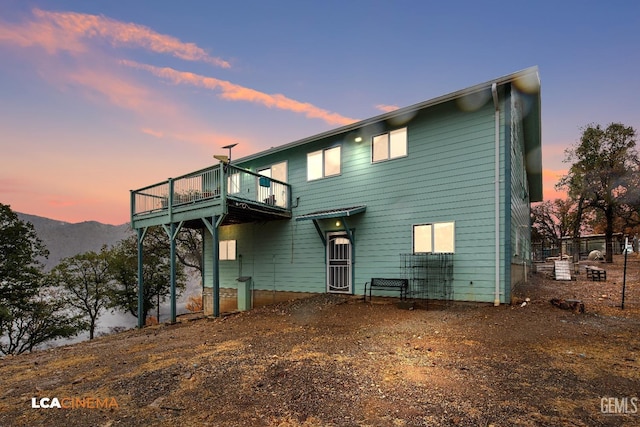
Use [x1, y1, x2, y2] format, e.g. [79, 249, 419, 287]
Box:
[236, 66, 541, 164]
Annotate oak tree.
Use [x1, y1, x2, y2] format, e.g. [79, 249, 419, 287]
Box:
[0, 203, 83, 354]
[559, 123, 638, 262]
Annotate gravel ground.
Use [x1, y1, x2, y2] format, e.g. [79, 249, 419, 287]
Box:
[0, 255, 639, 426]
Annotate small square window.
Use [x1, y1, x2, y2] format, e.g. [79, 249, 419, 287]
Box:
[413, 222, 454, 254]
[219, 240, 236, 260]
[307, 146, 341, 180]
[372, 128, 407, 162]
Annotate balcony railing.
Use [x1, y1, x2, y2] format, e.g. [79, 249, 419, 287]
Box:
[131, 163, 291, 218]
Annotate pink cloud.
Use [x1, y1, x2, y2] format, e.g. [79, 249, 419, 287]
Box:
[0, 13, 86, 54]
[141, 128, 165, 138]
[0, 8, 230, 68]
[375, 104, 400, 113]
[122, 61, 358, 127]
[64, 66, 180, 117]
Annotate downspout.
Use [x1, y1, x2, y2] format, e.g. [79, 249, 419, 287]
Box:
[492, 83, 501, 306]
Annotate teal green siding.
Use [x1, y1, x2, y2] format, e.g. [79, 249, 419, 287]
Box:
[508, 86, 533, 300]
[204, 97, 517, 303]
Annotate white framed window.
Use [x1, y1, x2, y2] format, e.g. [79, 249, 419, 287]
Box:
[413, 222, 455, 253]
[258, 161, 287, 206]
[307, 146, 341, 180]
[372, 127, 407, 162]
[219, 240, 236, 260]
[258, 161, 287, 183]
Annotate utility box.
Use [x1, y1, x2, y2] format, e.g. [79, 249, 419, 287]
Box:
[236, 276, 252, 311]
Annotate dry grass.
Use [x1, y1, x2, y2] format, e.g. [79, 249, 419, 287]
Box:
[0, 256, 638, 426]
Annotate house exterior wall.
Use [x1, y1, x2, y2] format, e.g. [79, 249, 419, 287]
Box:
[204, 96, 518, 303]
[508, 86, 533, 300]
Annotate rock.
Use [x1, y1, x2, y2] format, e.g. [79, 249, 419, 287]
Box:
[550, 298, 585, 313]
[588, 250, 604, 260]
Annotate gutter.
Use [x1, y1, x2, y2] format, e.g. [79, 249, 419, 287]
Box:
[492, 83, 501, 306]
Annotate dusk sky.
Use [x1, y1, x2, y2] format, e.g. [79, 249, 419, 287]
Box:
[1, 1, 639, 225]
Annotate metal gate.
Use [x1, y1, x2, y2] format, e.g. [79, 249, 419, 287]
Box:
[327, 232, 352, 293]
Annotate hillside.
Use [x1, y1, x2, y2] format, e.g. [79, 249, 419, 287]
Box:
[13, 212, 199, 336]
[0, 256, 638, 426]
[16, 213, 132, 270]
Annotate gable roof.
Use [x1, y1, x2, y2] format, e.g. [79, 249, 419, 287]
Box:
[237, 66, 542, 202]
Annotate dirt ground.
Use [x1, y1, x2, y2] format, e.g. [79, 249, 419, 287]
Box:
[1, 255, 639, 427]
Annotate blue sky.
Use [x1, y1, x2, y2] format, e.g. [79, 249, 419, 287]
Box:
[1, 0, 638, 224]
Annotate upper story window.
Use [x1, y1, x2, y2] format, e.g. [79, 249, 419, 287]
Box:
[307, 146, 341, 181]
[413, 222, 455, 253]
[258, 161, 287, 206]
[258, 161, 287, 183]
[372, 127, 407, 162]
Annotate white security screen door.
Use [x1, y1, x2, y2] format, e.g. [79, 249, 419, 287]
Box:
[327, 232, 352, 293]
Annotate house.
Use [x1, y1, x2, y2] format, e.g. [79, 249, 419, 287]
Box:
[130, 67, 542, 326]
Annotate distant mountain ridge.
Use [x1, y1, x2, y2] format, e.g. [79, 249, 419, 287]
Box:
[16, 213, 132, 270]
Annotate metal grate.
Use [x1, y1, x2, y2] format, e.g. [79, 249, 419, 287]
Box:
[400, 253, 453, 304]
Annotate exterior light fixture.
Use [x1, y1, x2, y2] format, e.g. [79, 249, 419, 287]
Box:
[336, 220, 341, 227]
[354, 136, 363, 142]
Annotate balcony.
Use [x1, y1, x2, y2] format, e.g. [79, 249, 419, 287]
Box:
[131, 164, 292, 229]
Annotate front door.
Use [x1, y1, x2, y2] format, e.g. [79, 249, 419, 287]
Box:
[327, 232, 352, 293]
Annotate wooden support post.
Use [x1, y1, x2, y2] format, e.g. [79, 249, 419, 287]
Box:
[170, 222, 177, 323]
[136, 227, 147, 328]
[213, 215, 220, 317]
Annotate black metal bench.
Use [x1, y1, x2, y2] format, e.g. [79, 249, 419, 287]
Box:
[364, 278, 408, 301]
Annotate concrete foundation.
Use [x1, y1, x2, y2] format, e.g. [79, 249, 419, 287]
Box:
[202, 287, 316, 316]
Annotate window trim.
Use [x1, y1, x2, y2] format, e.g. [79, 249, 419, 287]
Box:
[372, 127, 408, 163]
[307, 145, 342, 181]
[412, 222, 455, 254]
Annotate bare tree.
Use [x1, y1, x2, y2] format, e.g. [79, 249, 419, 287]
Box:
[531, 199, 578, 252]
[176, 228, 203, 278]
